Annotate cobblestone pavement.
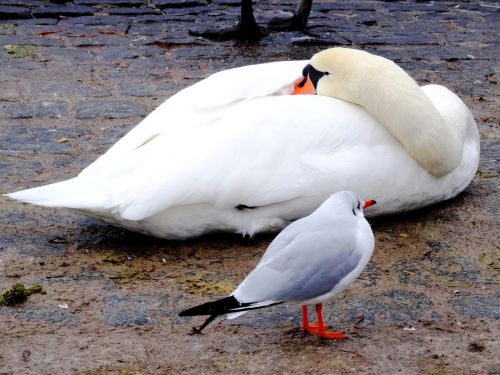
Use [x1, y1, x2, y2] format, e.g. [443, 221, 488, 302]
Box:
[0, 1, 499, 374]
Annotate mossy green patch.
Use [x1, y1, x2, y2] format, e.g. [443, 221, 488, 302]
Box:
[109, 269, 151, 284]
[478, 251, 500, 277]
[97, 253, 127, 265]
[476, 169, 499, 179]
[4, 44, 45, 61]
[94, 252, 154, 284]
[170, 271, 236, 296]
[0, 283, 44, 306]
[0, 24, 17, 31]
[212, 357, 231, 370]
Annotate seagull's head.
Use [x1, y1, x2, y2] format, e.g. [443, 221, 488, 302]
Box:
[319, 191, 376, 218]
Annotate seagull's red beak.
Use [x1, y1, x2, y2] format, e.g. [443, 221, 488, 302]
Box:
[292, 75, 316, 95]
[363, 199, 376, 209]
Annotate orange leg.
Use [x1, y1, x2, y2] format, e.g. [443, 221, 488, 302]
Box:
[315, 303, 347, 340]
[301, 305, 330, 333]
[301, 304, 347, 339]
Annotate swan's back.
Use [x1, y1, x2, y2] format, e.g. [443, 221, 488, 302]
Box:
[6, 63, 480, 239]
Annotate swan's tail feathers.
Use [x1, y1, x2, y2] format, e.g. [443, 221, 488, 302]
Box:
[5, 178, 109, 210]
[179, 296, 283, 333]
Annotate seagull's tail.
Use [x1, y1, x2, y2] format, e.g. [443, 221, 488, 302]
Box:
[180, 296, 282, 333]
[179, 296, 242, 318]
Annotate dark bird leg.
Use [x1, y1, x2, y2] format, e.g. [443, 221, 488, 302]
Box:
[189, 0, 266, 41]
[192, 314, 218, 334]
[268, 0, 313, 31]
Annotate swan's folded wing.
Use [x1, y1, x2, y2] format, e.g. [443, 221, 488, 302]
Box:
[8, 95, 379, 222]
[105, 95, 359, 221]
[79, 60, 308, 178]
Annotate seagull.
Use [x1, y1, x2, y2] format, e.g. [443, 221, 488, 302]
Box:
[179, 191, 376, 339]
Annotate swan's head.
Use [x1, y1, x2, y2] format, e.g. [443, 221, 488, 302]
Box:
[294, 47, 465, 177]
[295, 47, 390, 102]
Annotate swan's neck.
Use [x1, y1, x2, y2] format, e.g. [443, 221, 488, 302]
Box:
[323, 54, 465, 177]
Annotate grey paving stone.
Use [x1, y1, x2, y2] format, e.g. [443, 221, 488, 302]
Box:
[129, 14, 169, 24]
[128, 57, 172, 69]
[69, 35, 126, 47]
[75, 100, 146, 119]
[12, 17, 59, 25]
[117, 82, 174, 97]
[161, 6, 212, 17]
[0, 234, 18, 251]
[3, 101, 67, 119]
[40, 47, 98, 61]
[102, 294, 166, 326]
[380, 2, 449, 12]
[74, 0, 146, 5]
[0, 82, 22, 102]
[488, 363, 500, 375]
[0, 34, 66, 48]
[291, 34, 349, 46]
[0, 125, 86, 156]
[0, 5, 31, 19]
[0, 0, 42, 5]
[32, 5, 97, 18]
[313, 2, 376, 12]
[102, 47, 140, 60]
[348, 31, 440, 46]
[58, 14, 131, 26]
[170, 45, 231, 60]
[334, 290, 439, 325]
[128, 23, 168, 36]
[105, 6, 162, 16]
[449, 293, 500, 319]
[99, 68, 170, 80]
[153, 0, 208, 9]
[33, 83, 112, 99]
[211, 0, 239, 6]
[0, 305, 80, 324]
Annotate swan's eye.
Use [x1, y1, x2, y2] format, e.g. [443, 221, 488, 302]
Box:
[357, 202, 361, 210]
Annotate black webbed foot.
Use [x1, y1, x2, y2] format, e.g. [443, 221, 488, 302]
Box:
[267, 0, 313, 31]
[189, 0, 266, 41]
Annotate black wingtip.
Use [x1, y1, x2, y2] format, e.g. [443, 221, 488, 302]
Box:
[179, 296, 241, 317]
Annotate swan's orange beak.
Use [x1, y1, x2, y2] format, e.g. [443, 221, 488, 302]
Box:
[363, 199, 376, 209]
[293, 75, 316, 95]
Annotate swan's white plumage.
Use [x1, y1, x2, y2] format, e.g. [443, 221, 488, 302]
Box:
[6, 49, 480, 239]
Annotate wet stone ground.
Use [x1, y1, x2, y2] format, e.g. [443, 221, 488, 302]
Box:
[0, 0, 499, 374]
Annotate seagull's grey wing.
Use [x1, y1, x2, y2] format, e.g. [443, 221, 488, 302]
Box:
[257, 217, 308, 266]
[234, 225, 362, 303]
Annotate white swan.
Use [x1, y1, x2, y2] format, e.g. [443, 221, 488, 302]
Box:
[6, 48, 480, 239]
